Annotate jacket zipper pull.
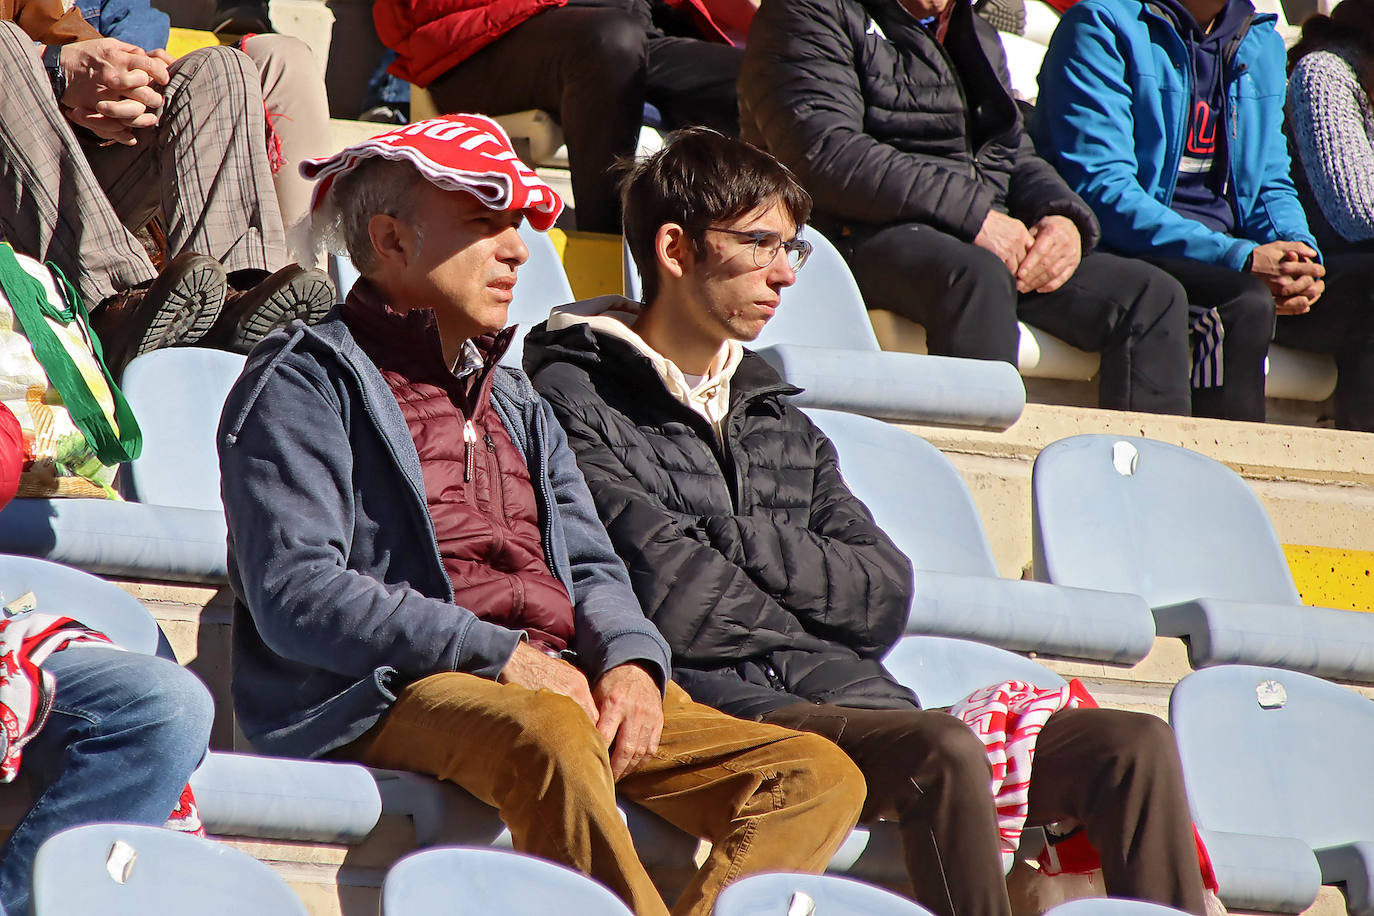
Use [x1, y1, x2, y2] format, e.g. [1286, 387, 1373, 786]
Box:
[485, 432, 497, 453]
[463, 420, 477, 483]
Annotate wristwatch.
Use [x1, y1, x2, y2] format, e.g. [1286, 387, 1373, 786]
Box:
[42, 45, 67, 103]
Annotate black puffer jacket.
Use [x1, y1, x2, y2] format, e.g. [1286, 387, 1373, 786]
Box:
[524, 311, 920, 719]
[739, 0, 1101, 246]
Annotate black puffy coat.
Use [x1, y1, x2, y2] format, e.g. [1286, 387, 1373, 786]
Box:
[524, 313, 920, 719]
[739, 0, 1101, 246]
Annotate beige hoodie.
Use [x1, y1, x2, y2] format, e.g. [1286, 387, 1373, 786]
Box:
[545, 297, 743, 442]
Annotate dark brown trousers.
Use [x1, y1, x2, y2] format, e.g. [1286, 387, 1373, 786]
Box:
[760, 703, 1206, 916]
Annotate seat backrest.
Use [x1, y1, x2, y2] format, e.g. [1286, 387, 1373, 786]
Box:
[121, 347, 247, 512]
[882, 635, 1065, 709]
[382, 846, 634, 916]
[32, 823, 309, 915]
[621, 226, 882, 351]
[713, 872, 934, 915]
[804, 408, 998, 577]
[1031, 435, 1300, 607]
[1045, 899, 1195, 916]
[501, 222, 576, 368]
[329, 252, 360, 304]
[1169, 664, 1374, 848]
[0, 554, 160, 654]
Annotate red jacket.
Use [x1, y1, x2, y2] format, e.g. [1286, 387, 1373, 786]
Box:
[342, 286, 575, 652]
[374, 0, 566, 87]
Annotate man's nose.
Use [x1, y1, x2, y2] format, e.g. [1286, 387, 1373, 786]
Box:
[500, 226, 529, 266]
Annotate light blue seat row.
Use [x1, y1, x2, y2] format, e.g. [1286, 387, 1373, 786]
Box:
[0, 347, 244, 584]
[623, 228, 1027, 430]
[806, 409, 1155, 664]
[382, 847, 634, 916]
[714, 871, 934, 915]
[1170, 664, 1374, 915]
[32, 823, 308, 915]
[1045, 900, 1195, 916]
[1033, 435, 1374, 682]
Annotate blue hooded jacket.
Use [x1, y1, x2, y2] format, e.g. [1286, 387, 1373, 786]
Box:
[1031, 0, 1318, 270]
[218, 310, 671, 760]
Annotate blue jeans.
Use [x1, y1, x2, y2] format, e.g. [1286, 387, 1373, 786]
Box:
[0, 646, 214, 913]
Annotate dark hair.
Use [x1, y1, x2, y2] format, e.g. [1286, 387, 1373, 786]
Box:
[618, 128, 812, 304]
[1288, 0, 1374, 104]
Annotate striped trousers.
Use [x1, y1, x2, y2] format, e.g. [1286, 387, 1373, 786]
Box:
[0, 21, 288, 308]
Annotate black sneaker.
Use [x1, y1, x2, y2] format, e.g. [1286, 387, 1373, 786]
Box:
[202, 264, 335, 353]
[92, 253, 227, 374]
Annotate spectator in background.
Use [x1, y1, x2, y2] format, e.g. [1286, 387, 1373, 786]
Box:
[0, 3, 333, 368]
[372, 0, 742, 232]
[525, 128, 1211, 916]
[1287, 0, 1374, 253]
[739, 0, 1193, 417]
[1034, 0, 1374, 430]
[76, 0, 335, 267]
[219, 115, 864, 916]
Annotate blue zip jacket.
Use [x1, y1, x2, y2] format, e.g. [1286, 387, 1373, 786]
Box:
[218, 311, 671, 760]
[1031, 0, 1318, 270]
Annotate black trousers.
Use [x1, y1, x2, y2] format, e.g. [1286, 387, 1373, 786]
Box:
[761, 703, 1207, 916]
[1140, 257, 1274, 423]
[426, 5, 741, 233]
[1144, 254, 1374, 430]
[843, 223, 1192, 415]
[1273, 252, 1374, 431]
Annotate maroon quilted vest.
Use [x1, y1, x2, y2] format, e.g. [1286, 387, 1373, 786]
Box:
[342, 286, 575, 651]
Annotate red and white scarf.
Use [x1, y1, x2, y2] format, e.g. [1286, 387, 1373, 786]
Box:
[0, 611, 202, 835]
[949, 678, 1218, 893]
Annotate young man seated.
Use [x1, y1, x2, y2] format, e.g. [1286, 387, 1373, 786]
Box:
[524, 128, 1209, 916]
[1032, 0, 1374, 428]
[217, 115, 864, 916]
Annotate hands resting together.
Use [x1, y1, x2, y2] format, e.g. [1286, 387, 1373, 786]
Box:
[499, 642, 663, 781]
[47, 38, 178, 145]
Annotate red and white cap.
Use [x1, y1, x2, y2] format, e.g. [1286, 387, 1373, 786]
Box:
[300, 113, 564, 231]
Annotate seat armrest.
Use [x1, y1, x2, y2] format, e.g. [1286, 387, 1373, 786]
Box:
[755, 345, 1025, 430]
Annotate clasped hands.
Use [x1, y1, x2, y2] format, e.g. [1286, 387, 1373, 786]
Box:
[498, 642, 663, 781]
[1248, 240, 1325, 315]
[50, 38, 177, 145]
[973, 210, 1082, 295]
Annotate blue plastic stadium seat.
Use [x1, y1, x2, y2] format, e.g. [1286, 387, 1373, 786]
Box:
[0, 553, 162, 654]
[1032, 435, 1374, 681]
[805, 409, 1155, 664]
[1044, 899, 1196, 916]
[1169, 665, 1374, 914]
[0, 347, 245, 584]
[32, 823, 308, 915]
[713, 872, 934, 916]
[881, 635, 1066, 709]
[382, 846, 634, 916]
[624, 229, 1026, 430]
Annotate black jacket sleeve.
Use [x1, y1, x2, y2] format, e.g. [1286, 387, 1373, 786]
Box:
[739, 0, 996, 239]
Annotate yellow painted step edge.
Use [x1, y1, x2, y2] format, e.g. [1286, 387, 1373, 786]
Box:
[1284, 544, 1374, 612]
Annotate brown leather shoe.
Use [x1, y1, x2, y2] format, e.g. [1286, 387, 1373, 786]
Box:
[202, 265, 336, 353]
[93, 253, 227, 375]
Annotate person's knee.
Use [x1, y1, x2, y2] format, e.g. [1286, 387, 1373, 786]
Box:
[1228, 276, 1278, 336]
[128, 658, 215, 761]
[174, 44, 260, 103]
[240, 33, 315, 75]
[919, 714, 993, 780]
[1101, 711, 1182, 776]
[569, 11, 647, 82]
[776, 731, 866, 821]
[511, 692, 611, 781]
[0, 19, 34, 55]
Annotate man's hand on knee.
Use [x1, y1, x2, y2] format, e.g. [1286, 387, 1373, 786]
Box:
[973, 210, 1034, 278]
[1018, 215, 1082, 294]
[498, 642, 599, 725]
[58, 39, 170, 145]
[592, 663, 664, 781]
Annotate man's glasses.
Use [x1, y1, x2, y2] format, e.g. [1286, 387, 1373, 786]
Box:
[706, 227, 813, 271]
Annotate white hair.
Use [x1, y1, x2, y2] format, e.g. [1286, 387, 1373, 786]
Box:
[303, 157, 429, 276]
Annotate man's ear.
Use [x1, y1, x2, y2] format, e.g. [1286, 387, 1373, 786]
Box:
[367, 213, 413, 272]
[654, 222, 694, 282]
